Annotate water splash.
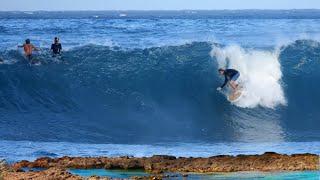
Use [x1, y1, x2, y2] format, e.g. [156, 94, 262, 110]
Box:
[211, 45, 286, 108]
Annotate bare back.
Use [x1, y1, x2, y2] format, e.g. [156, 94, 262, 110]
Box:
[23, 44, 35, 56]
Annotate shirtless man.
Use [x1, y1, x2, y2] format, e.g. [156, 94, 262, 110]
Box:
[18, 39, 39, 62]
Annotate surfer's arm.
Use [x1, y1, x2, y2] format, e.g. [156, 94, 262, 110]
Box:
[220, 77, 228, 89]
[32, 45, 40, 51]
[59, 44, 62, 53]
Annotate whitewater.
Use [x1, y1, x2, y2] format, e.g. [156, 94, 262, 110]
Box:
[0, 11, 320, 161]
[212, 45, 286, 108]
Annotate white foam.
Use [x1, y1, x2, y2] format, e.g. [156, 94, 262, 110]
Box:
[211, 45, 286, 108]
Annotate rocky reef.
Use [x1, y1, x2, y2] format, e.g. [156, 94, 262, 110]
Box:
[2, 168, 84, 180]
[1, 152, 319, 179]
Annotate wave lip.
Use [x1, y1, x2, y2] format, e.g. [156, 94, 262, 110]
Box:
[211, 45, 286, 108]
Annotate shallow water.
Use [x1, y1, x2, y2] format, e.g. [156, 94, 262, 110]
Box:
[69, 169, 148, 179]
[192, 171, 320, 180]
[69, 169, 320, 180]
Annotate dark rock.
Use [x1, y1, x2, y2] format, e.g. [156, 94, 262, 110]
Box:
[151, 155, 176, 160]
[11, 152, 319, 174]
[2, 167, 82, 180]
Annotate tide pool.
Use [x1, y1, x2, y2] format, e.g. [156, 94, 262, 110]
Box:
[69, 169, 320, 179]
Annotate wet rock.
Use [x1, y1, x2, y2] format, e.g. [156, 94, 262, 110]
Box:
[87, 175, 111, 180]
[151, 155, 176, 160]
[0, 159, 13, 179]
[132, 174, 171, 180]
[2, 167, 82, 180]
[0, 159, 9, 171]
[11, 153, 320, 175]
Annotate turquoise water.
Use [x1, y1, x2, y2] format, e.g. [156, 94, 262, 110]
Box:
[69, 169, 149, 179]
[69, 169, 320, 179]
[196, 171, 320, 180]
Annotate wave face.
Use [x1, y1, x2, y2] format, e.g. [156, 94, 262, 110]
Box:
[0, 40, 320, 143]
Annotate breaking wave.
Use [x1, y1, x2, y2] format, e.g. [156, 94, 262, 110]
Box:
[211, 45, 286, 108]
[0, 40, 319, 143]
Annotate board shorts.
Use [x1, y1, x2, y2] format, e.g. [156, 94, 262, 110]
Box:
[26, 54, 32, 60]
[231, 72, 240, 81]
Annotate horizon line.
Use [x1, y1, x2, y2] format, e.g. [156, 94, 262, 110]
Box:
[1, 9, 320, 12]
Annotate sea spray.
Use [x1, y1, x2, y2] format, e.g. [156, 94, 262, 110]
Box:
[211, 45, 286, 108]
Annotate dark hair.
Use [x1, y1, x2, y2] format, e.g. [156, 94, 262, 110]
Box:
[218, 68, 225, 72]
[25, 39, 30, 44]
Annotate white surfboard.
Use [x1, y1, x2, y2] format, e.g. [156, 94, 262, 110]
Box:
[228, 86, 243, 102]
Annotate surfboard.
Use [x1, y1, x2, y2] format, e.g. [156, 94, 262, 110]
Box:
[228, 87, 243, 102]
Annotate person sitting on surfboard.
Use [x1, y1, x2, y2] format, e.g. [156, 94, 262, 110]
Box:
[217, 68, 240, 91]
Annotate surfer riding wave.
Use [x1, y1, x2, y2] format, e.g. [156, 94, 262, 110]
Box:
[217, 68, 240, 92]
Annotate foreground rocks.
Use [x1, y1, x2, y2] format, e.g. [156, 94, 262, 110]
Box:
[2, 167, 173, 180]
[0, 159, 13, 180]
[12, 152, 319, 173]
[2, 168, 83, 180]
[2, 152, 319, 179]
[0, 159, 10, 172]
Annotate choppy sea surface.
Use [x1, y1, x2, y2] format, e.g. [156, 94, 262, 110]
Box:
[0, 11, 319, 168]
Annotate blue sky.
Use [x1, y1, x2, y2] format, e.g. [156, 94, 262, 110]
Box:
[1, 0, 320, 11]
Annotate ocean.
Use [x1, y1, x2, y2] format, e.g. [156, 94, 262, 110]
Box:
[0, 10, 319, 164]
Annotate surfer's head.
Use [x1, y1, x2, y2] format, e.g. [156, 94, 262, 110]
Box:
[54, 37, 59, 43]
[218, 68, 225, 75]
[25, 39, 30, 44]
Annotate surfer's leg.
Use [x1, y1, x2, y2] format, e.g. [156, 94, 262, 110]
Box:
[229, 81, 237, 90]
[26, 54, 32, 62]
[230, 73, 240, 90]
